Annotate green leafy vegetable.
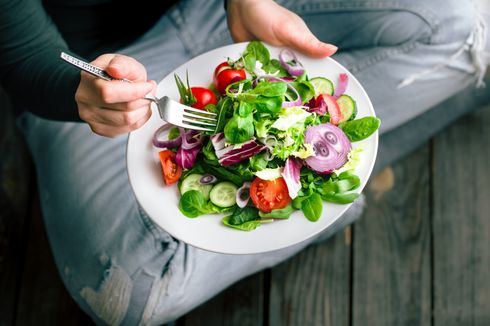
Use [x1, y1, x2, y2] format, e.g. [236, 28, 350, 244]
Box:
[323, 192, 360, 204]
[179, 190, 213, 218]
[339, 117, 380, 142]
[222, 216, 262, 231]
[222, 206, 262, 231]
[241, 41, 271, 73]
[258, 204, 295, 219]
[300, 193, 323, 222]
[224, 113, 255, 144]
[227, 206, 260, 225]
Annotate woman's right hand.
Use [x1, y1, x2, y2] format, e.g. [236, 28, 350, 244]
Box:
[75, 54, 156, 138]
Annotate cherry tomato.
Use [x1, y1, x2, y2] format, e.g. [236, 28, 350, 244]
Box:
[190, 87, 217, 110]
[159, 150, 182, 185]
[250, 177, 291, 213]
[213, 61, 246, 94]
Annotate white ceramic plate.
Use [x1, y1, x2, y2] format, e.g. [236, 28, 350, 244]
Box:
[127, 42, 378, 255]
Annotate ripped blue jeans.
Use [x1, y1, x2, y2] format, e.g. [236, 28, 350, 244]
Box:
[18, 0, 486, 324]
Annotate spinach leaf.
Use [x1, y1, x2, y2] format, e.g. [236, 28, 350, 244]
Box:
[339, 117, 380, 142]
[222, 216, 262, 231]
[241, 41, 270, 73]
[246, 41, 270, 66]
[227, 206, 260, 225]
[242, 53, 257, 73]
[263, 59, 288, 76]
[300, 193, 323, 222]
[319, 173, 360, 195]
[251, 81, 287, 97]
[222, 206, 262, 231]
[288, 81, 315, 104]
[224, 113, 254, 144]
[258, 204, 295, 219]
[323, 192, 360, 204]
[178, 190, 213, 218]
[250, 96, 283, 115]
[238, 101, 254, 117]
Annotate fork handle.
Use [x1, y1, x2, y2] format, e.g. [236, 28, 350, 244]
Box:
[60, 52, 130, 82]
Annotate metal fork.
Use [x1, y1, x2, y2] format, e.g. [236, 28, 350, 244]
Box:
[60, 52, 217, 132]
[145, 95, 217, 131]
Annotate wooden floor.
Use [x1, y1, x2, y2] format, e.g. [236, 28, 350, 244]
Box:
[1, 86, 490, 325]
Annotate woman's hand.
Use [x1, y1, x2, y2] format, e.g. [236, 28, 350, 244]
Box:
[75, 54, 156, 137]
[226, 0, 337, 58]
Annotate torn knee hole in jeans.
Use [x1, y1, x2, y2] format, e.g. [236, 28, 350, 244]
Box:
[398, 13, 489, 89]
[80, 264, 133, 325]
[80, 259, 167, 326]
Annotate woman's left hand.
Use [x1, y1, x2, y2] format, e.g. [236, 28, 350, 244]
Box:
[226, 0, 337, 58]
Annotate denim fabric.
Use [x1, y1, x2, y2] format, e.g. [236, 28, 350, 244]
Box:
[18, 0, 485, 324]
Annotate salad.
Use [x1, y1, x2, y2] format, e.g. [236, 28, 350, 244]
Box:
[152, 41, 380, 231]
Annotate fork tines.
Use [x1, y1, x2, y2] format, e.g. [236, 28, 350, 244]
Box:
[181, 106, 217, 131]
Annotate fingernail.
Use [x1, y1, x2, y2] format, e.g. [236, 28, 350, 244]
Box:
[323, 43, 338, 53]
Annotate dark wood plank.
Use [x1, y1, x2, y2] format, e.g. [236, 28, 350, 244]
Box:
[15, 195, 93, 326]
[268, 229, 352, 326]
[0, 88, 32, 326]
[352, 147, 432, 325]
[180, 272, 264, 325]
[432, 105, 490, 325]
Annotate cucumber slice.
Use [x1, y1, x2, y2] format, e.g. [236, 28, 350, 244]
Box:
[209, 182, 238, 207]
[309, 77, 334, 96]
[337, 94, 357, 123]
[180, 174, 213, 200]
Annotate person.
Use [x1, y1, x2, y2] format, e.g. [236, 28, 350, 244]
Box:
[1, 0, 488, 324]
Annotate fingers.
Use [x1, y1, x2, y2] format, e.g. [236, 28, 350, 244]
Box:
[92, 54, 148, 82]
[227, 0, 338, 58]
[94, 79, 154, 104]
[278, 29, 338, 58]
[273, 14, 338, 58]
[80, 104, 153, 137]
[75, 54, 157, 137]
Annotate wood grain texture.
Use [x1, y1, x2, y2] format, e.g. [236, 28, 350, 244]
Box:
[352, 146, 432, 326]
[180, 272, 264, 326]
[268, 230, 352, 326]
[432, 105, 490, 326]
[15, 195, 93, 326]
[0, 88, 32, 326]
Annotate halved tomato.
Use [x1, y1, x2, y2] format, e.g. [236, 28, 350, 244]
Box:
[159, 150, 182, 185]
[250, 177, 291, 213]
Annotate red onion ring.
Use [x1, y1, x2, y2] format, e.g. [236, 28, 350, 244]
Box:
[236, 182, 251, 208]
[282, 84, 302, 108]
[200, 174, 218, 185]
[152, 124, 182, 148]
[278, 48, 305, 77]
